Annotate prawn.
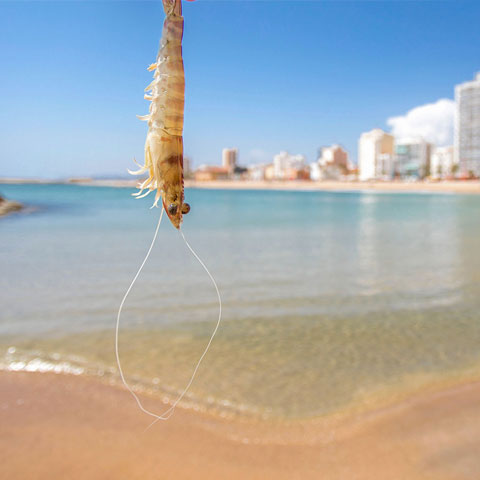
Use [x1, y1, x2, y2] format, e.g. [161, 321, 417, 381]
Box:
[130, 0, 190, 227]
[116, 0, 222, 426]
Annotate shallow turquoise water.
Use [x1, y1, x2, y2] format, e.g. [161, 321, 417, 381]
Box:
[1, 183, 480, 419]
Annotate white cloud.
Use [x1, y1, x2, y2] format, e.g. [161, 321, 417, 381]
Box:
[387, 99, 455, 146]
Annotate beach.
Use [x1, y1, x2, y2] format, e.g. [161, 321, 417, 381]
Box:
[2, 370, 480, 480]
[185, 179, 480, 195]
[2, 0, 480, 476]
[2, 177, 480, 194]
[1, 184, 480, 479]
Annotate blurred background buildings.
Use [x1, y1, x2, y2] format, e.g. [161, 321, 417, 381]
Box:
[191, 72, 480, 183]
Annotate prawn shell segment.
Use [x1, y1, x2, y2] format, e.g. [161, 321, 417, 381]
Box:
[159, 134, 185, 229]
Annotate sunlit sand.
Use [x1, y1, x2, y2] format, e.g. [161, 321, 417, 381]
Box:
[2, 371, 480, 479]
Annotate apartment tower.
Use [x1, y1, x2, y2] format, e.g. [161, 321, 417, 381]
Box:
[455, 73, 480, 177]
[358, 129, 394, 180]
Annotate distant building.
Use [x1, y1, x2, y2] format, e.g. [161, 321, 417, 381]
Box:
[315, 144, 350, 180]
[248, 163, 267, 181]
[318, 145, 349, 171]
[183, 156, 192, 179]
[377, 153, 395, 179]
[430, 146, 456, 179]
[264, 164, 275, 181]
[194, 166, 230, 181]
[358, 129, 395, 180]
[455, 73, 480, 178]
[394, 137, 432, 179]
[222, 148, 238, 176]
[309, 162, 321, 181]
[285, 166, 310, 180]
[273, 151, 306, 180]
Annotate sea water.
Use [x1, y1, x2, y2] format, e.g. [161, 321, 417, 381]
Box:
[1, 183, 480, 419]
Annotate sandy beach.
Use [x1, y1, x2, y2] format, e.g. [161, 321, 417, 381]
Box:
[2, 178, 480, 194]
[2, 371, 480, 480]
[184, 179, 480, 194]
[2, 183, 480, 479]
[3, 1, 480, 478]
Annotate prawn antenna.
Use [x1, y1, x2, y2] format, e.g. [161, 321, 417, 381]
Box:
[115, 208, 222, 428]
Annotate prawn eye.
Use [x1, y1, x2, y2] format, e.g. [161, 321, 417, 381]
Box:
[181, 203, 191, 214]
[168, 203, 178, 215]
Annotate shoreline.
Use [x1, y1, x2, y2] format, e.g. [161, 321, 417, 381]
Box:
[186, 179, 480, 194]
[2, 177, 480, 194]
[3, 343, 480, 427]
[2, 370, 480, 479]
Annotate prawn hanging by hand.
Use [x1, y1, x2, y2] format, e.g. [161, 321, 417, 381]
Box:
[130, 0, 191, 227]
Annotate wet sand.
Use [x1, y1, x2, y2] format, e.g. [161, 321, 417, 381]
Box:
[2, 371, 480, 480]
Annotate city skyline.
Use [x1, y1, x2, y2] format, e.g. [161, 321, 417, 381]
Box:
[1, 1, 479, 178]
[196, 71, 479, 182]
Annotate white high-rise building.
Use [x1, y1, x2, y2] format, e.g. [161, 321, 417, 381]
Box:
[431, 146, 456, 179]
[358, 129, 394, 180]
[273, 151, 305, 179]
[455, 73, 480, 177]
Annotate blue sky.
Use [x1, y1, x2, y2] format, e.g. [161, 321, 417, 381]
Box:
[0, 0, 479, 178]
